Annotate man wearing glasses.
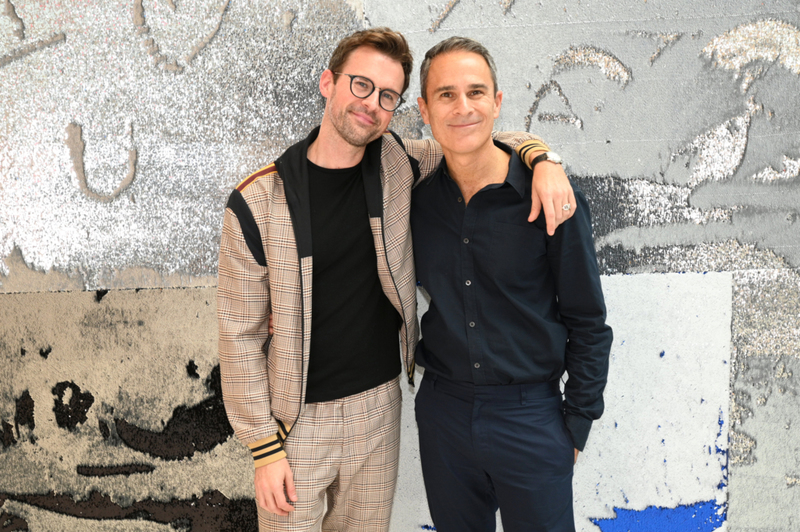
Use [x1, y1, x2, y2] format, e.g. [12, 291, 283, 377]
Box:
[217, 27, 574, 532]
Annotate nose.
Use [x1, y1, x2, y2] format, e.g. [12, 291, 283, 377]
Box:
[361, 89, 381, 111]
[453, 93, 471, 115]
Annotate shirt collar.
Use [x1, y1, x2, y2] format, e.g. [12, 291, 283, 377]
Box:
[433, 139, 528, 199]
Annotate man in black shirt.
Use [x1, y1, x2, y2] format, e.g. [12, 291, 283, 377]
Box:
[412, 37, 613, 532]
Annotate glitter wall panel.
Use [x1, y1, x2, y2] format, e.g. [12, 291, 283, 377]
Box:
[1, 0, 360, 290]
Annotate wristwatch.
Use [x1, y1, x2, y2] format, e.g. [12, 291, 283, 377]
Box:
[530, 151, 563, 167]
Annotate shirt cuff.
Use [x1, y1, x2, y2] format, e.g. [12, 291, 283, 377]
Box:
[248, 433, 287, 468]
[564, 413, 593, 452]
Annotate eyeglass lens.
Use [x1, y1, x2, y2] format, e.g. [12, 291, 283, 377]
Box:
[347, 75, 402, 111]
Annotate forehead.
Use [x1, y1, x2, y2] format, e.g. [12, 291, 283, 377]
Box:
[427, 50, 493, 87]
[339, 45, 405, 93]
[428, 50, 492, 80]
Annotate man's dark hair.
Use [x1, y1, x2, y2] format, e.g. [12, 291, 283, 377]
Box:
[419, 36, 498, 101]
[328, 27, 413, 94]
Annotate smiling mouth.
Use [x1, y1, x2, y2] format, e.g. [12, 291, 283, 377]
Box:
[349, 107, 377, 126]
[448, 121, 480, 128]
[353, 114, 376, 126]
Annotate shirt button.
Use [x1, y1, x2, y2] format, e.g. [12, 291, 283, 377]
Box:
[463, 238, 469, 244]
[474, 363, 481, 369]
[469, 321, 475, 328]
[457, 197, 463, 202]
[465, 280, 472, 286]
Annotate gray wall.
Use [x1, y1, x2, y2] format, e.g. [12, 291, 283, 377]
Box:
[2, 1, 799, 530]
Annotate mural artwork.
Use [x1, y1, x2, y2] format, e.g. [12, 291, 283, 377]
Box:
[2, 0, 799, 530]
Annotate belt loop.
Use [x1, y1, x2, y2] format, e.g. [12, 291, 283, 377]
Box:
[521, 386, 527, 405]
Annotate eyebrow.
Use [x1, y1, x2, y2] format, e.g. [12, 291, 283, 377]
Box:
[433, 83, 490, 95]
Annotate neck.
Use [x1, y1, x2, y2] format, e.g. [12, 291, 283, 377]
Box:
[443, 139, 510, 203]
[307, 118, 367, 169]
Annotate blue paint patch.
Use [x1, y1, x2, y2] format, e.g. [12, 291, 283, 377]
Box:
[714, 409, 728, 490]
[421, 526, 436, 531]
[659, 351, 665, 358]
[591, 500, 726, 532]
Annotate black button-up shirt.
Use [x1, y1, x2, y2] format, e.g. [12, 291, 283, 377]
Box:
[411, 141, 612, 450]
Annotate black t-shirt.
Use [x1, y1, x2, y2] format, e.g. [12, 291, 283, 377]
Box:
[304, 160, 401, 403]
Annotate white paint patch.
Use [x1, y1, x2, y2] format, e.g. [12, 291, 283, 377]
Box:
[671, 97, 761, 189]
[752, 156, 800, 183]
[702, 19, 800, 77]
[574, 272, 731, 531]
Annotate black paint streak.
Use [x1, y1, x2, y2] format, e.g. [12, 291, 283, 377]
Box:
[0, 490, 256, 531]
[95, 289, 109, 302]
[19, 347, 25, 357]
[1, 421, 16, 448]
[38, 346, 51, 359]
[76, 464, 155, 477]
[52, 382, 95, 430]
[186, 360, 200, 379]
[595, 244, 638, 275]
[572, 175, 628, 239]
[14, 391, 34, 438]
[115, 366, 233, 460]
[98, 419, 110, 439]
[0, 508, 29, 531]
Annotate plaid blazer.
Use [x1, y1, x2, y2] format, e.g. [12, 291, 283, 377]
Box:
[218, 127, 547, 467]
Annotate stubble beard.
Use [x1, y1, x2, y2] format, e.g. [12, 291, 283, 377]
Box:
[329, 93, 383, 147]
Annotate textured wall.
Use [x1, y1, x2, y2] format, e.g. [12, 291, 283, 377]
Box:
[2, 0, 799, 531]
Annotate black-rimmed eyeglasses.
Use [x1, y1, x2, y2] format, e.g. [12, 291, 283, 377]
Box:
[333, 72, 405, 112]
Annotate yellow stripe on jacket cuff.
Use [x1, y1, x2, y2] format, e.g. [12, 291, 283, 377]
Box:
[516, 140, 551, 168]
[248, 435, 287, 468]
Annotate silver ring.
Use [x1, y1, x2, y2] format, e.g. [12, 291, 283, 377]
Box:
[562, 203, 571, 211]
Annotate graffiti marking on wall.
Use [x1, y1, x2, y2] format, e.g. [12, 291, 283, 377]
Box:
[66, 123, 138, 203]
[525, 80, 582, 130]
[552, 45, 632, 88]
[702, 19, 800, 94]
[133, 0, 231, 73]
[429, 0, 517, 32]
[752, 156, 800, 182]
[3, 0, 24, 40]
[430, 0, 459, 33]
[0, 31, 65, 69]
[114, 365, 233, 460]
[672, 96, 761, 188]
[628, 31, 683, 65]
[1, 490, 256, 530]
[525, 45, 631, 133]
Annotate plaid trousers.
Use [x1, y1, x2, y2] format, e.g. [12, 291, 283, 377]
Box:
[257, 377, 402, 532]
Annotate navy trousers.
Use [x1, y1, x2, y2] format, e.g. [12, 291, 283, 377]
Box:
[415, 372, 575, 532]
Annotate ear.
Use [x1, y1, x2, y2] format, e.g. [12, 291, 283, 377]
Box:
[417, 97, 430, 125]
[493, 90, 503, 119]
[319, 69, 335, 99]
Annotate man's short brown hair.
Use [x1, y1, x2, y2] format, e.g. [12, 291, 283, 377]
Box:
[328, 27, 413, 95]
[419, 36, 498, 101]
